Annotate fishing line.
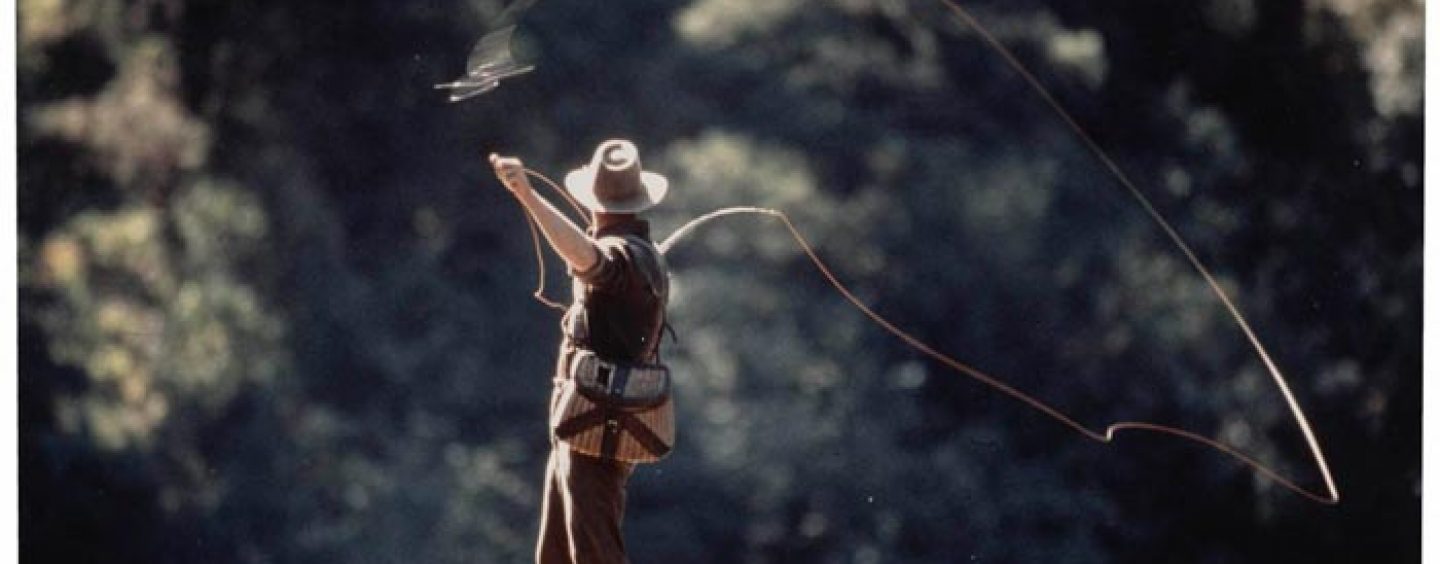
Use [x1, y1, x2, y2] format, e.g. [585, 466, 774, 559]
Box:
[649, 4, 1340, 505]
[518, 162, 1338, 503]
[660, 206, 1336, 505]
[935, 0, 1338, 504]
[503, 4, 1338, 506]
[526, 168, 588, 221]
[515, 168, 590, 311]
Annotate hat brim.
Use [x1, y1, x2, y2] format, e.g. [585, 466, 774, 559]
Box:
[563, 167, 669, 214]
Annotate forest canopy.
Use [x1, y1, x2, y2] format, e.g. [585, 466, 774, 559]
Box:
[18, 0, 1422, 562]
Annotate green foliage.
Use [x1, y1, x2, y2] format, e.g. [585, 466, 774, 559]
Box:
[19, 0, 1421, 562]
[31, 179, 285, 452]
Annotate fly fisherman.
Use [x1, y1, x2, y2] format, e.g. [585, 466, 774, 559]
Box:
[491, 139, 675, 564]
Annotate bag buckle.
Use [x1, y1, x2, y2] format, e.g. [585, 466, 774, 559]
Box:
[570, 351, 619, 387]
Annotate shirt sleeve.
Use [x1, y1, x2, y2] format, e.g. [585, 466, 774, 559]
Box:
[570, 235, 646, 291]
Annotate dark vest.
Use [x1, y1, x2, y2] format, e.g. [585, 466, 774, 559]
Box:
[561, 223, 669, 364]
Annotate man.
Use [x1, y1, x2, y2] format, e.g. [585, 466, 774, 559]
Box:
[491, 139, 671, 564]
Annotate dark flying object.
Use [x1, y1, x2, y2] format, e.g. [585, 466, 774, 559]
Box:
[434, 24, 535, 102]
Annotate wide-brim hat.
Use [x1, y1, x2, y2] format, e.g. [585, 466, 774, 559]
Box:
[564, 139, 668, 214]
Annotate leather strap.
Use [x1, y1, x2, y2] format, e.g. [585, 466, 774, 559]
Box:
[554, 407, 605, 439]
[609, 366, 631, 398]
[599, 410, 620, 460]
[598, 365, 632, 459]
[618, 411, 671, 457]
[554, 406, 670, 459]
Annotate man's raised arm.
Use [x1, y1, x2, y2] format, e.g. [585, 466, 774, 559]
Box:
[490, 154, 599, 273]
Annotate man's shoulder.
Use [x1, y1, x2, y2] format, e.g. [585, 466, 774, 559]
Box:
[598, 234, 667, 295]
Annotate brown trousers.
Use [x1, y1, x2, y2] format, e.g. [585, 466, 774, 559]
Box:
[535, 445, 634, 564]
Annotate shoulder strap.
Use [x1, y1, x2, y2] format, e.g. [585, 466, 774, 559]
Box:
[625, 235, 670, 363]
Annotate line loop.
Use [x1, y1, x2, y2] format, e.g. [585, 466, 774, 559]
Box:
[660, 206, 1338, 505]
[937, 0, 1337, 504]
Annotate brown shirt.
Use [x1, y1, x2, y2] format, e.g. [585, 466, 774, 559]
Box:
[562, 219, 669, 364]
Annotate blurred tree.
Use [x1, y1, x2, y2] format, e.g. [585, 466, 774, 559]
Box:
[18, 0, 1420, 562]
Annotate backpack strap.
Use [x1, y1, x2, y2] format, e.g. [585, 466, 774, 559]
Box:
[624, 235, 670, 364]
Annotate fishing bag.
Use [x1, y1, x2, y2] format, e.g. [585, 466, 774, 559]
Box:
[551, 233, 674, 463]
[551, 349, 674, 463]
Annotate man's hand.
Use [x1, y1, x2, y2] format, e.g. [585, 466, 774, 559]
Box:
[490, 153, 533, 195]
[490, 152, 599, 273]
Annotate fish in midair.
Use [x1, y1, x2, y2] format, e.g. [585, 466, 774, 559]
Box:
[435, 0, 543, 102]
[434, 24, 535, 102]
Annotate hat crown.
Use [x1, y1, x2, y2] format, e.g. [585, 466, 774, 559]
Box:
[598, 140, 639, 171]
[591, 140, 644, 203]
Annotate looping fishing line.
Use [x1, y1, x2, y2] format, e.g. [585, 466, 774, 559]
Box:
[515, 168, 588, 311]
[659, 207, 1336, 505]
[934, 0, 1338, 504]
[504, 2, 1338, 505]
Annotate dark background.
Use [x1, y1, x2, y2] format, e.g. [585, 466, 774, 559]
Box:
[17, 0, 1422, 562]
